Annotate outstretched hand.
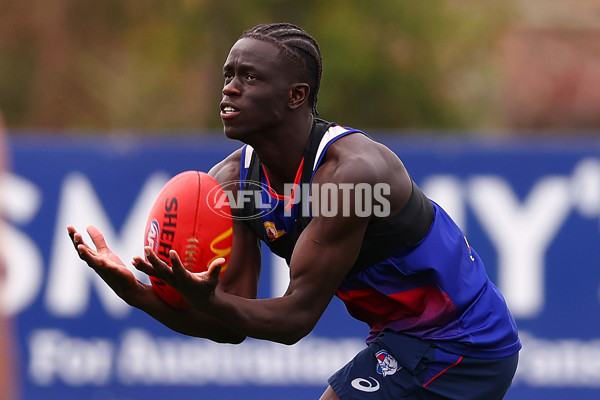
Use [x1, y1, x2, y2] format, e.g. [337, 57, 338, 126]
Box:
[67, 225, 141, 303]
[132, 248, 225, 311]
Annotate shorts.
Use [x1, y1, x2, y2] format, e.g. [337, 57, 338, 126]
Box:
[328, 331, 519, 400]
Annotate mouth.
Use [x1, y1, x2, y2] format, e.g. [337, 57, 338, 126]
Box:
[220, 103, 239, 119]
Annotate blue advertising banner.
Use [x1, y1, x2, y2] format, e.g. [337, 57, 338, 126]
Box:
[3, 133, 600, 399]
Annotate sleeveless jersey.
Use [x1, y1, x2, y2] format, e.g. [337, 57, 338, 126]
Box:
[238, 119, 521, 359]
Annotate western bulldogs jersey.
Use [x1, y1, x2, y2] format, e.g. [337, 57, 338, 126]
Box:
[239, 118, 521, 359]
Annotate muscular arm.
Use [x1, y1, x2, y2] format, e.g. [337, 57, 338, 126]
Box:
[71, 149, 262, 343]
[184, 135, 412, 344]
[205, 206, 367, 344]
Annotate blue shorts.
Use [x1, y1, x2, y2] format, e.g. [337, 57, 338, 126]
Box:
[328, 331, 519, 400]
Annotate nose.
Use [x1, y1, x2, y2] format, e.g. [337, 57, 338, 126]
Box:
[222, 77, 241, 96]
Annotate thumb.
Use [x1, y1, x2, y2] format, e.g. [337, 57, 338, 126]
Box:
[207, 257, 226, 279]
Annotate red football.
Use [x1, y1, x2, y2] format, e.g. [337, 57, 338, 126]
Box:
[144, 171, 233, 309]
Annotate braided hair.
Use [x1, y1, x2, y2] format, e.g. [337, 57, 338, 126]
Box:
[240, 23, 322, 116]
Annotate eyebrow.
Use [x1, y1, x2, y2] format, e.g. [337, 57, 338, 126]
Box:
[223, 62, 264, 76]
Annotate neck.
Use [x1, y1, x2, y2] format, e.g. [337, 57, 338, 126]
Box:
[252, 113, 313, 187]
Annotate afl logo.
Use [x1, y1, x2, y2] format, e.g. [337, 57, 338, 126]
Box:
[207, 179, 277, 220]
[147, 219, 160, 253]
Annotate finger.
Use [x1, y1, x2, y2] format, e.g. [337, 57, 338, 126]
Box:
[76, 243, 89, 258]
[67, 225, 77, 239]
[169, 250, 188, 279]
[68, 227, 78, 247]
[73, 232, 98, 261]
[76, 243, 102, 267]
[132, 255, 155, 277]
[72, 231, 84, 246]
[143, 246, 174, 279]
[68, 226, 84, 248]
[86, 225, 109, 251]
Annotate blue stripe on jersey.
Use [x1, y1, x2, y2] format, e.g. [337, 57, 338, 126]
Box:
[337, 202, 521, 358]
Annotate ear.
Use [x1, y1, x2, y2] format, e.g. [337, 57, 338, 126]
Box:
[288, 83, 310, 110]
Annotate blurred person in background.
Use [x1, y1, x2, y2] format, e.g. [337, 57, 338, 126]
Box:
[0, 111, 19, 400]
[69, 23, 520, 399]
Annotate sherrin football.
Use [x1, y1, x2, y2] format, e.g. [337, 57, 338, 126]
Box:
[144, 171, 233, 309]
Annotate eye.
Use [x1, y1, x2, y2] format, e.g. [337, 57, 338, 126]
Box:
[246, 74, 258, 82]
[223, 72, 233, 83]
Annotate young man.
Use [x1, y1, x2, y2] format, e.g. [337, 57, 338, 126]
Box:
[68, 23, 521, 399]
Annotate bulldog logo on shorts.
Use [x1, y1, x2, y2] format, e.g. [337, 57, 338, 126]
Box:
[375, 350, 400, 376]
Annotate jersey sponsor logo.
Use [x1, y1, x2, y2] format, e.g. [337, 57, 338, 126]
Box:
[375, 350, 400, 376]
[351, 377, 380, 392]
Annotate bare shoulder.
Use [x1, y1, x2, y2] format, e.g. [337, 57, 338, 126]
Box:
[313, 133, 413, 214]
[209, 147, 243, 185]
[317, 133, 409, 183]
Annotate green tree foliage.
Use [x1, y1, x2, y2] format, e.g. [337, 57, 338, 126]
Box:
[0, 0, 510, 133]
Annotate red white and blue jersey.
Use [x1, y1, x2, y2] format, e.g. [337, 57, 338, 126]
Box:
[337, 202, 521, 358]
[239, 119, 521, 359]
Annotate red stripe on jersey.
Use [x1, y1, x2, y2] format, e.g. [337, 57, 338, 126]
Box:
[261, 158, 304, 211]
[337, 286, 456, 330]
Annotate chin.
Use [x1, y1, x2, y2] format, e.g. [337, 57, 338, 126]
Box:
[222, 121, 273, 144]
[223, 125, 250, 142]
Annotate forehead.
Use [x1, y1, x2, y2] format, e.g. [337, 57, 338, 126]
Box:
[224, 38, 284, 70]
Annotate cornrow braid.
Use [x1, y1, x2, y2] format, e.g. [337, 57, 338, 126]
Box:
[240, 23, 322, 116]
